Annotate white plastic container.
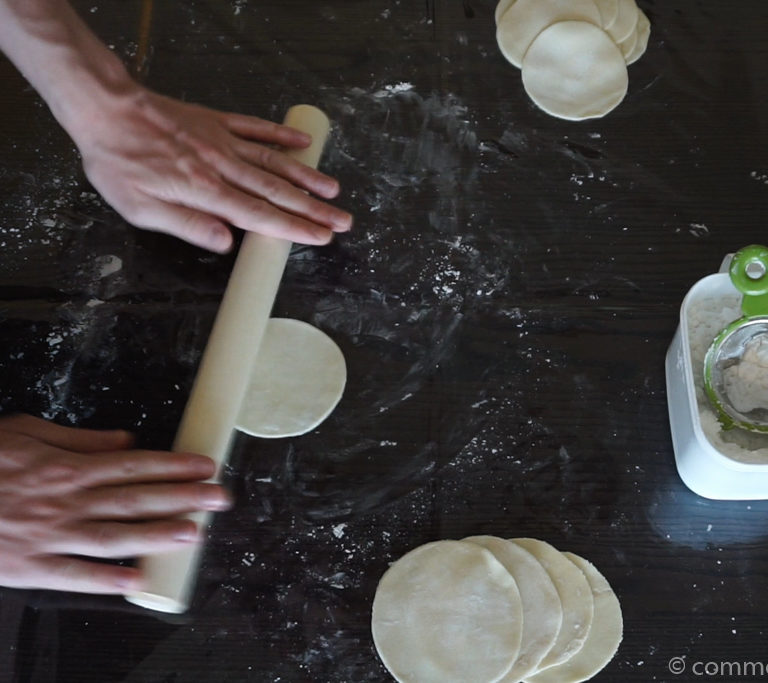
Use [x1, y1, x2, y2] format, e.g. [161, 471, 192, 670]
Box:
[666, 260, 768, 499]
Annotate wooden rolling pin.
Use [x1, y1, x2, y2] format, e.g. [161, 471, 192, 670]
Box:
[124, 105, 331, 613]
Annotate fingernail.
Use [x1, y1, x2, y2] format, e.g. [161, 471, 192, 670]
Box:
[323, 178, 340, 196]
[187, 454, 216, 473]
[210, 229, 233, 254]
[175, 524, 200, 543]
[334, 212, 353, 231]
[115, 572, 143, 591]
[202, 490, 232, 511]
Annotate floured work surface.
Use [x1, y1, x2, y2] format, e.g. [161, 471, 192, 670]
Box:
[1, 1, 768, 681]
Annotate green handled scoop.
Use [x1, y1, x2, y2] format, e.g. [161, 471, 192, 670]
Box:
[704, 245, 768, 432]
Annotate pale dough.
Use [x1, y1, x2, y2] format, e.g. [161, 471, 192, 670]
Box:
[521, 21, 629, 121]
[592, 0, 619, 31]
[496, 0, 602, 69]
[511, 538, 594, 671]
[526, 553, 623, 683]
[235, 317, 346, 438]
[495, 0, 517, 25]
[626, 9, 650, 65]
[371, 540, 524, 683]
[617, 22, 639, 61]
[605, 0, 639, 44]
[463, 536, 563, 682]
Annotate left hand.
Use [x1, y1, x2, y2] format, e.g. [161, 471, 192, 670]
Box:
[69, 87, 353, 253]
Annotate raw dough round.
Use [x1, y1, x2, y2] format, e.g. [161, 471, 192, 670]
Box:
[525, 553, 623, 683]
[464, 536, 563, 682]
[511, 538, 594, 671]
[617, 22, 639, 61]
[626, 9, 650, 65]
[593, 0, 619, 31]
[606, 0, 639, 43]
[371, 540, 523, 683]
[495, 0, 517, 25]
[496, 0, 602, 69]
[235, 318, 346, 438]
[521, 21, 629, 121]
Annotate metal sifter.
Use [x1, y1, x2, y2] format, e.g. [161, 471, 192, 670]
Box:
[704, 245, 768, 432]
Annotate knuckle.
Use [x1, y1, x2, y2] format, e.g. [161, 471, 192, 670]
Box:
[187, 166, 221, 195]
[91, 523, 120, 549]
[113, 487, 142, 515]
[20, 461, 81, 490]
[256, 147, 276, 168]
[117, 457, 141, 479]
[25, 497, 67, 522]
[256, 173, 287, 200]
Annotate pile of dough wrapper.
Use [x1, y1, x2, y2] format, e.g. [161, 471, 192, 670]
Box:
[371, 537, 622, 683]
[495, 0, 650, 120]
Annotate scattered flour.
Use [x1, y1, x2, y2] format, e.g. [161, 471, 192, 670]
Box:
[686, 296, 768, 463]
[722, 335, 768, 414]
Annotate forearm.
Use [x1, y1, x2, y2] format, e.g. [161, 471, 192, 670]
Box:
[0, 0, 137, 142]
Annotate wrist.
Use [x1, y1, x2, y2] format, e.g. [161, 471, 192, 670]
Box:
[51, 54, 141, 146]
[0, 0, 139, 144]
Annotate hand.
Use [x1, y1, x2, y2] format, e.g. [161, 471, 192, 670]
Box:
[0, 414, 231, 595]
[69, 86, 353, 253]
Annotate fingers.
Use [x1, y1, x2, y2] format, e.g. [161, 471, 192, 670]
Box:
[79, 482, 231, 519]
[132, 200, 234, 253]
[216, 159, 352, 233]
[175, 183, 339, 245]
[234, 141, 341, 199]
[0, 414, 133, 453]
[20, 556, 143, 594]
[77, 450, 216, 487]
[45, 518, 202, 558]
[224, 112, 312, 148]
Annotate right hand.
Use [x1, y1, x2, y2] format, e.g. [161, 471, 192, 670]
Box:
[0, 414, 231, 595]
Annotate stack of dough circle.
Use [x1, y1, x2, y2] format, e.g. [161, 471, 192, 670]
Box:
[495, 0, 651, 120]
[371, 537, 623, 682]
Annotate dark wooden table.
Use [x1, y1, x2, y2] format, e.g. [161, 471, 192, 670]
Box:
[1, 1, 767, 681]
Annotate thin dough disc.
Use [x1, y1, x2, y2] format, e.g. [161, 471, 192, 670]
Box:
[495, 0, 517, 25]
[371, 540, 524, 683]
[521, 21, 629, 121]
[496, 0, 601, 69]
[626, 9, 650, 65]
[525, 553, 623, 683]
[511, 538, 594, 672]
[235, 318, 346, 438]
[463, 536, 563, 682]
[606, 0, 639, 44]
[617, 22, 639, 61]
[593, 0, 619, 30]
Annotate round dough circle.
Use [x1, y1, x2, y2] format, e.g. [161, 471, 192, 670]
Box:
[494, 0, 517, 25]
[510, 538, 594, 671]
[626, 9, 650, 65]
[496, 0, 602, 69]
[235, 318, 346, 438]
[525, 553, 623, 683]
[606, 0, 639, 44]
[617, 22, 639, 61]
[371, 540, 524, 683]
[463, 536, 563, 682]
[521, 21, 629, 121]
[593, 0, 619, 31]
